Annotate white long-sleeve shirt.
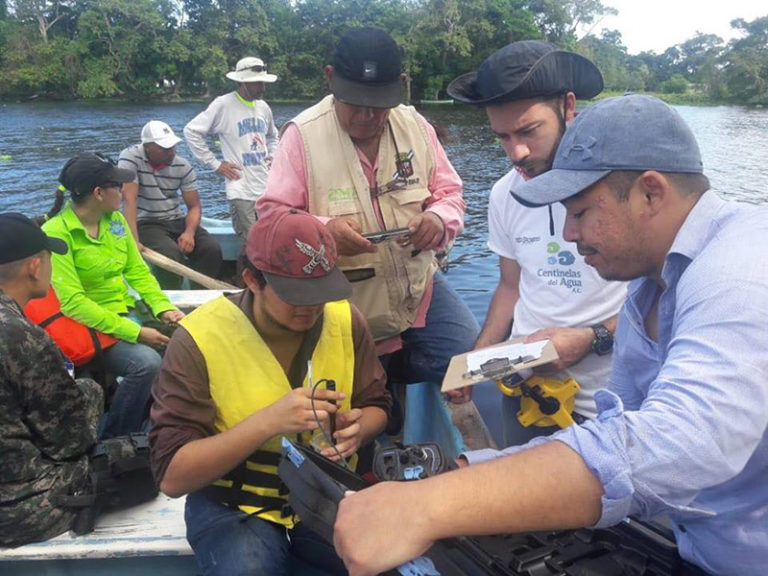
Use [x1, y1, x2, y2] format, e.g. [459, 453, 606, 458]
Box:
[184, 92, 278, 202]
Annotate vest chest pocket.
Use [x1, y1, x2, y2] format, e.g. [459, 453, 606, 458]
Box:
[383, 187, 431, 228]
[327, 188, 362, 218]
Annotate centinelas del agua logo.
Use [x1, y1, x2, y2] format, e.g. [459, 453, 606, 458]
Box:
[539, 241, 581, 292]
[546, 241, 576, 266]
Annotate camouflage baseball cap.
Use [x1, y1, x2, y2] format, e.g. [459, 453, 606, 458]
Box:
[246, 209, 352, 306]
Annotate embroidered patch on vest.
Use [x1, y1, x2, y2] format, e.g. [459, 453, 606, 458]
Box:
[394, 150, 415, 178]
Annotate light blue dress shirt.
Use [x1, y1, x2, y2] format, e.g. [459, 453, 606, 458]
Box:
[466, 192, 768, 575]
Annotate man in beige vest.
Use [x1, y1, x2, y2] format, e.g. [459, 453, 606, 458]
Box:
[258, 27, 478, 410]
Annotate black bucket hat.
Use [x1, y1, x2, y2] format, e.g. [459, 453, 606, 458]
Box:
[447, 40, 603, 105]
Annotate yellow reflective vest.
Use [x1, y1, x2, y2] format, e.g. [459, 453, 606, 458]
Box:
[181, 295, 355, 527]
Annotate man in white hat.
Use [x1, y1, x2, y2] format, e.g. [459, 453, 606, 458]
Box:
[119, 120, 223, 289]
[184, 57, 279, 240]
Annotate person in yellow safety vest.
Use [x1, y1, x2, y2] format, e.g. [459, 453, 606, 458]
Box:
[149, 207, 391, 576]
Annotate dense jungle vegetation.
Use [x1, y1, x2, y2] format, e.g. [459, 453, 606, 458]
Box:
[1, 1, 767, 105]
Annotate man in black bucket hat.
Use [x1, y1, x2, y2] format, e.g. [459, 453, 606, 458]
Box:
[149, 208, 390, 575]
[443, 41, 627, 445]
[258, 27, 479, 414]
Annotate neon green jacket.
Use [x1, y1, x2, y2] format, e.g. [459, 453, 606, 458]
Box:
[42, 204, 175, 343]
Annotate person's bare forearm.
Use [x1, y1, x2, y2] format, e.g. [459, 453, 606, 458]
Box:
[334, 440, 604, 575]
[421, 441, 603, 539]
[475, 257, 521, 349]
[601, 314, 618, 333]
[184, 204, 201, 234]
[122, 183, 140, 243]
[475, 284, 518, 348]
[357, 406, 388, 448]
[160, 412, 275, 497]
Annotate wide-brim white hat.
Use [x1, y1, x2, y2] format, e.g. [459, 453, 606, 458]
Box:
[226, 57, 277, 83]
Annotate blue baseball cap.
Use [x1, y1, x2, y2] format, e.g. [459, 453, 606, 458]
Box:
[510, 95, 704, 207]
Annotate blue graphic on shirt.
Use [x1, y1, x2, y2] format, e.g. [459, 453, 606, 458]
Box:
[109, 220, 125, 237]
[238, 117, 268, 167]
[540, 241, 582, 293]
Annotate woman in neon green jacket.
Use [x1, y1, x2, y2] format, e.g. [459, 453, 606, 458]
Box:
[43, 153, 185, 438]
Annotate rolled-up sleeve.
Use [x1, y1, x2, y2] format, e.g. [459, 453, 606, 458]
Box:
[465, 275, 768, 528]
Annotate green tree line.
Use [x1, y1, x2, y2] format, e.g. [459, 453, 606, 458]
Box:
[1, 0, 766, 105]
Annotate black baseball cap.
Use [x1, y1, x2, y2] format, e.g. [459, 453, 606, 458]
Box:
[330, 27, 404, 109]
[0, 212, 68, 264]
[447, 40, 603, 105]
[58, 153, 136, 198]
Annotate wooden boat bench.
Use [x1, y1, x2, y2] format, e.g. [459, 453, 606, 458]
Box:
[0, 494, 198, 575]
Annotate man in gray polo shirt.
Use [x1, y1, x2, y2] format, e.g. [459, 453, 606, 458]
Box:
[119, 120, 223, 289]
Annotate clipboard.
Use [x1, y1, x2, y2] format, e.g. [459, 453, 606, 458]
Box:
[441, 337, 559, 393]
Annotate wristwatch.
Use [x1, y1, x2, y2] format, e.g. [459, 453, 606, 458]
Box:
[590, 323, 614, 356]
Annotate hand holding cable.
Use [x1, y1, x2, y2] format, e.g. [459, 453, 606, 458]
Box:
[320, 408, 363, 461]
[265, 387, 344, 436]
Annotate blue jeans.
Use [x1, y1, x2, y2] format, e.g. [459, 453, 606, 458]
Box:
[99, 340, 161, 439]
[396, 272, 480, 384]
[185, 491, 346, 576]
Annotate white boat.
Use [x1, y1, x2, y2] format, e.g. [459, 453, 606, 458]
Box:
[0, 373, 489, 574]
[0, 217, 495, 573]
[200, 216, 241, 263]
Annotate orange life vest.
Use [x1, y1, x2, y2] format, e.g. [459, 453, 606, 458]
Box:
[24, 287, 118, 366]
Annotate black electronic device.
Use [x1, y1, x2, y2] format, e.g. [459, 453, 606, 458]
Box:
[363, 228, 411, 243]
[325, 379, 336, 435]
[278, 438, 707, 576]
[277, 437, 369, 544]
[373, 443, 454, 482]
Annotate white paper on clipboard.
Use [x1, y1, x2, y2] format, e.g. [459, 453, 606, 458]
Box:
[441, 338, 559, 393]
[465, 340, 549, 372]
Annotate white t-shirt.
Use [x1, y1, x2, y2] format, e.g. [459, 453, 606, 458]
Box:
[488, 168, 627, 416]
[184, 92, 278, 202]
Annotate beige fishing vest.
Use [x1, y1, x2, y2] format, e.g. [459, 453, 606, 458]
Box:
[292, 95, 437, 341]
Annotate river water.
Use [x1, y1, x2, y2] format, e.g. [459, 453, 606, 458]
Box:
[2, 100, 767, 442]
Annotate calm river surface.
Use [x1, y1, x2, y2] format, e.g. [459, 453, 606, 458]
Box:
[2, 100, 767, 442]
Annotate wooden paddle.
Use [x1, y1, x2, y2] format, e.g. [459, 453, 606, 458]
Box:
[142, 247, 237, 290]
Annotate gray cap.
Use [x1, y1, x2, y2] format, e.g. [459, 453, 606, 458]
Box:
[510, 95, 703, 207]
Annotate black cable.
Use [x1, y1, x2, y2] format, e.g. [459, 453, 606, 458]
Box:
[310, 379, 351, 470]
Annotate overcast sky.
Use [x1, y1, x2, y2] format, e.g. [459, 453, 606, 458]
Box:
[596, 0, 767, 54]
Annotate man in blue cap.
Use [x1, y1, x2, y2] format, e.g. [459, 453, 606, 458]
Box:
[333, 95, 768, 576]
[445, 41, 627, 444]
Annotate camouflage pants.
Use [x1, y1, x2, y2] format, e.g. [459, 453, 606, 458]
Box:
[0, 379, 102, 547]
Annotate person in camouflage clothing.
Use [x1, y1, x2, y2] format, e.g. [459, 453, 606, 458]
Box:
[0, 213, 102, 546]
